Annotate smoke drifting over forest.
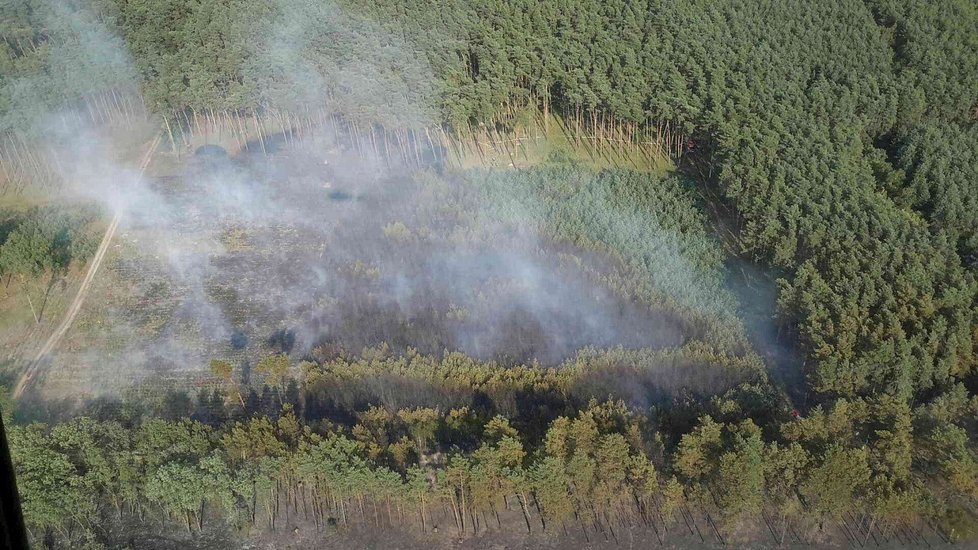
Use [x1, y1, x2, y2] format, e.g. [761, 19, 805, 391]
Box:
[9, 1, 978, 547]
[7, 0, 724, 392]
[68, 136, 698, 374]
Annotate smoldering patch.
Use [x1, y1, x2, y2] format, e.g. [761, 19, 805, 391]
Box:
[98, 145, 688, 371]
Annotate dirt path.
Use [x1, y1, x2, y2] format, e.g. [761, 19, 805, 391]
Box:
[13, 133, 162, 399]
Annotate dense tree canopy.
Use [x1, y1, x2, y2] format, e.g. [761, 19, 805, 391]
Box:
[7, 362, 978, 546]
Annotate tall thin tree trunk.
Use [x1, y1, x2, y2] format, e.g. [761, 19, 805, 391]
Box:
[21, 277, 39, 324]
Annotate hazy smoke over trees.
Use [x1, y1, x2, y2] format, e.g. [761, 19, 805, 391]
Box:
[2, 0, 745, 396]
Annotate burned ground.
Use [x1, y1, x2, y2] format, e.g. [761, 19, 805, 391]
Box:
[24, 144, 707, 401]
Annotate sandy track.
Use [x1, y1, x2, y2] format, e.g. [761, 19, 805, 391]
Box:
[13, 133, 162, 399]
